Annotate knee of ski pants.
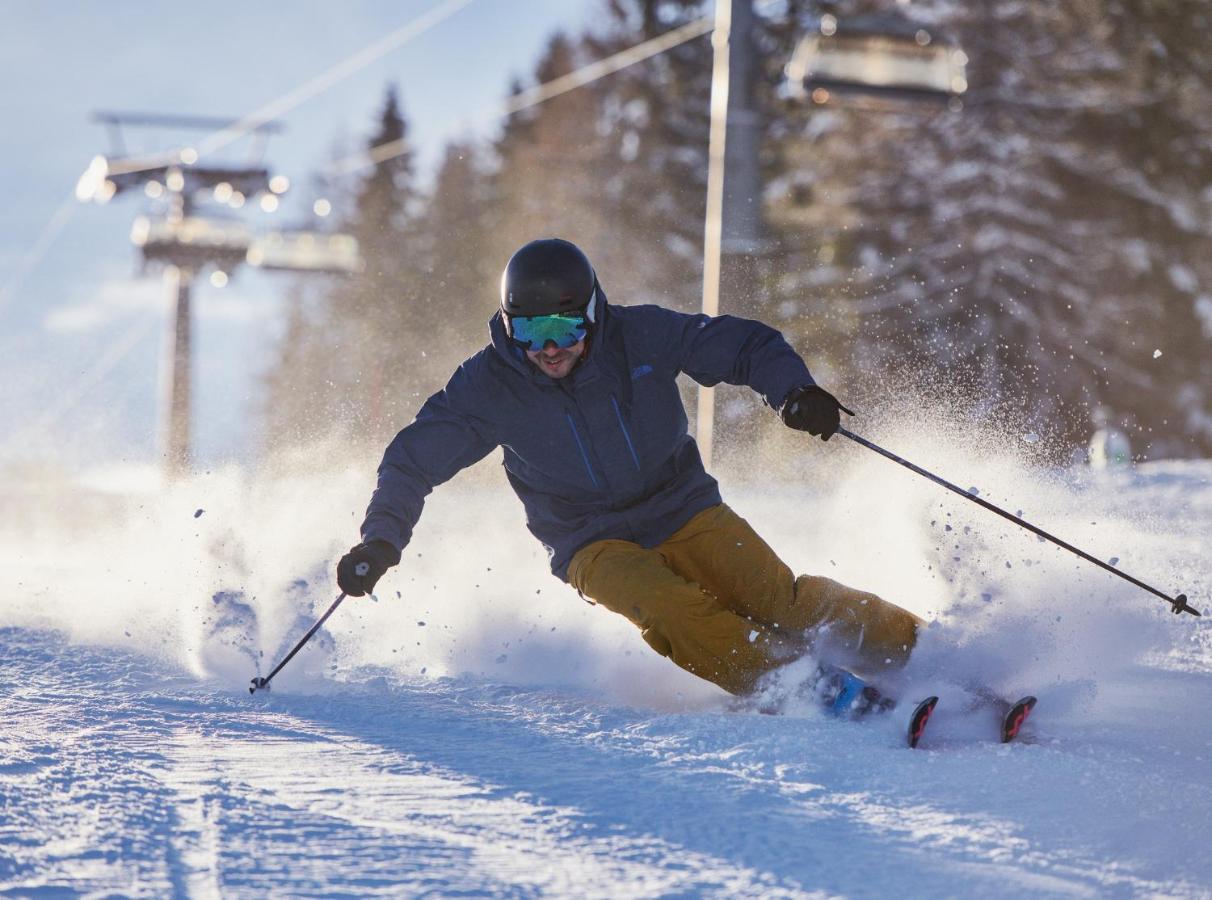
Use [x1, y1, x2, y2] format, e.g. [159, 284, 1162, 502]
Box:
[641, 626, 673, 658]
[568, 538, 721, 660]
[795, 575, 923, 668]
[567, 539, 652, 623]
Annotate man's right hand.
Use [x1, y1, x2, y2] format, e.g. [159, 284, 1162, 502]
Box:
[337, 540, 401, 596]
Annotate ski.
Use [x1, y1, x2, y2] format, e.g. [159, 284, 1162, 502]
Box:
[814, 666, 937, 749]
[907, 696, 939, 748]
[907, 694, 1037, 748]
[804, 667, 1033, 749]
[1000, 695, 1037, 743]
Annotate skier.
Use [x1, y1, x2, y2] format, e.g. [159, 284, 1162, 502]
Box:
[337, 238, 922, 697]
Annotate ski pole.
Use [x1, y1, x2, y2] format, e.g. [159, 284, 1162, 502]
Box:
[837, 426, 1199, 617]
[249, 563, 370, 694]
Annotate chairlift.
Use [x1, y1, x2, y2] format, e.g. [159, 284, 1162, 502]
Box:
[130, 215, 252, 269]
[784, 13, 968, 109]
[247, 231, 363, 274]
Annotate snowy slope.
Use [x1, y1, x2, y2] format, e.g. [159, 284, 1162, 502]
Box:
[2, 438, 1211, 897]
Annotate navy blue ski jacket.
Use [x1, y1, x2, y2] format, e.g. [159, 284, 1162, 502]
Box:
[361, 289, 815, 581]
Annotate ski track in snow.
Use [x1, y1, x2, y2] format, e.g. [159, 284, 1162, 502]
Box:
[4, 626, 1211, 898]
[3, 454, 1211, 896]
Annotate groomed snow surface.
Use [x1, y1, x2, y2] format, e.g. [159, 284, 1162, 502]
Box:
[3, 431, 1211, 897]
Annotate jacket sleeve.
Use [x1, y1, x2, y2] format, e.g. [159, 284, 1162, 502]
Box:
[648, 307, 815, 410]
[359, 363, 498, 552]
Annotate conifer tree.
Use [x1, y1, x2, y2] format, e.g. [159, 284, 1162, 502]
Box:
[579, 0, 712, 311]
[764, 1, 1212, 456]
[262, 1, 1212, 463]
[263, 86, 424, 451]
[487, 33, 612, 275]
[414, 140, 500, 368]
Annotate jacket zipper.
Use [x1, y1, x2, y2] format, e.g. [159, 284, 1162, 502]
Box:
[611, 395, 642, 471]
[565, 413, 600, 487]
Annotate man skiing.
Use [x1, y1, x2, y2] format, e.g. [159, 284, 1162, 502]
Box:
[337, 238, 922, 697]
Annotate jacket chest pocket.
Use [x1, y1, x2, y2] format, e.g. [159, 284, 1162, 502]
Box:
[502, 402, 600, 492]
[564, 411, 601, 488]
[507, 391, 646, 496]
[608, 395, 642, 472]
[571, 393, 647, 501]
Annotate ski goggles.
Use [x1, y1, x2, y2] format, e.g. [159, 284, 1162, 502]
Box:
[508, 312, 588, 351]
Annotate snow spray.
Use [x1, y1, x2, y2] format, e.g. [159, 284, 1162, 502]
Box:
[1, 403, 1208, 721]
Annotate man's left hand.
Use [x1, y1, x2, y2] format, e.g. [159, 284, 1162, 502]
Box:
[781, 385, 855, 441]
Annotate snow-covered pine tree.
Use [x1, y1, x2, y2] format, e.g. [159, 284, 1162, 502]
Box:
[764, 0, 1212, 456]
[262, 86, 426, 452]
[485, 33, 615, 280]
[412, 141, 500, 373]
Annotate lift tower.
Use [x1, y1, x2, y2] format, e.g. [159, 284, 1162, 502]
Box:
[76, 112, 360, 479]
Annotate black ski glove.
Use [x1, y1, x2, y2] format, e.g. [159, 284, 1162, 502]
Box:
[781, 385, 855, 441]
[337, 540, 401, 597]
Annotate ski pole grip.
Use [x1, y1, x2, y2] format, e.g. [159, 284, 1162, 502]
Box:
[355, 562, 370, 577]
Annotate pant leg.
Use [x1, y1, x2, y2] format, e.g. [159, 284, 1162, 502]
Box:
[567, 538, 799, 695]
[660, 503, 923, 681]
[657, 504, 796, 624]
[788, 575, 921, 680]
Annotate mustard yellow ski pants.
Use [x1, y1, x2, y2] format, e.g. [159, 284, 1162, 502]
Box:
[568, 503, 922, 695]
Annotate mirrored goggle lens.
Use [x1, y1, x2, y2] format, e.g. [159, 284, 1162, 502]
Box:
[510, 313, 587, 350]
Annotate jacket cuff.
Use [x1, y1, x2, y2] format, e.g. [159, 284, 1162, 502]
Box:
[776, 380, 815, 414]
[363, 539, 402, 567]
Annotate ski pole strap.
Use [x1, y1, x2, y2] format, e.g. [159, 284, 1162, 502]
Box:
[837, 426, 1199, 617]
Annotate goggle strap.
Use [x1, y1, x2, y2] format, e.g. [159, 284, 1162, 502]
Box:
[584, 286, 597, 324]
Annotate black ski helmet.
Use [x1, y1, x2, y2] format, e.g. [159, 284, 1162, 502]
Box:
[500, 238, 597, 320]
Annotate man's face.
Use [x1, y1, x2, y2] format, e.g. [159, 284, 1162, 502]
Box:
[526, 340, 586, 379]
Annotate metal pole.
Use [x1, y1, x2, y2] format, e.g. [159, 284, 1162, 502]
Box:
[163, 263, 192, 479]
[697, 0, 732, 470]
[698, 0, 763, 470]
[721, 0, 763, 259]
[838, 426, 1199, 617]
[250, 592, 349, 693]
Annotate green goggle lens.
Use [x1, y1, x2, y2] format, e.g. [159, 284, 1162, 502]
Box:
[510, 313, 588, 350]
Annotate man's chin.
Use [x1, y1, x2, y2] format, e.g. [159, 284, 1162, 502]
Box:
[538, 356, 573, 377]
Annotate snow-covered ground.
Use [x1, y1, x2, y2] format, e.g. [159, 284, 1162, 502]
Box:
[3, 429, 1210, 897]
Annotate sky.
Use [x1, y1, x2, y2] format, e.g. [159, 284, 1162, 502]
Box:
[0, 0, 600, 474]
